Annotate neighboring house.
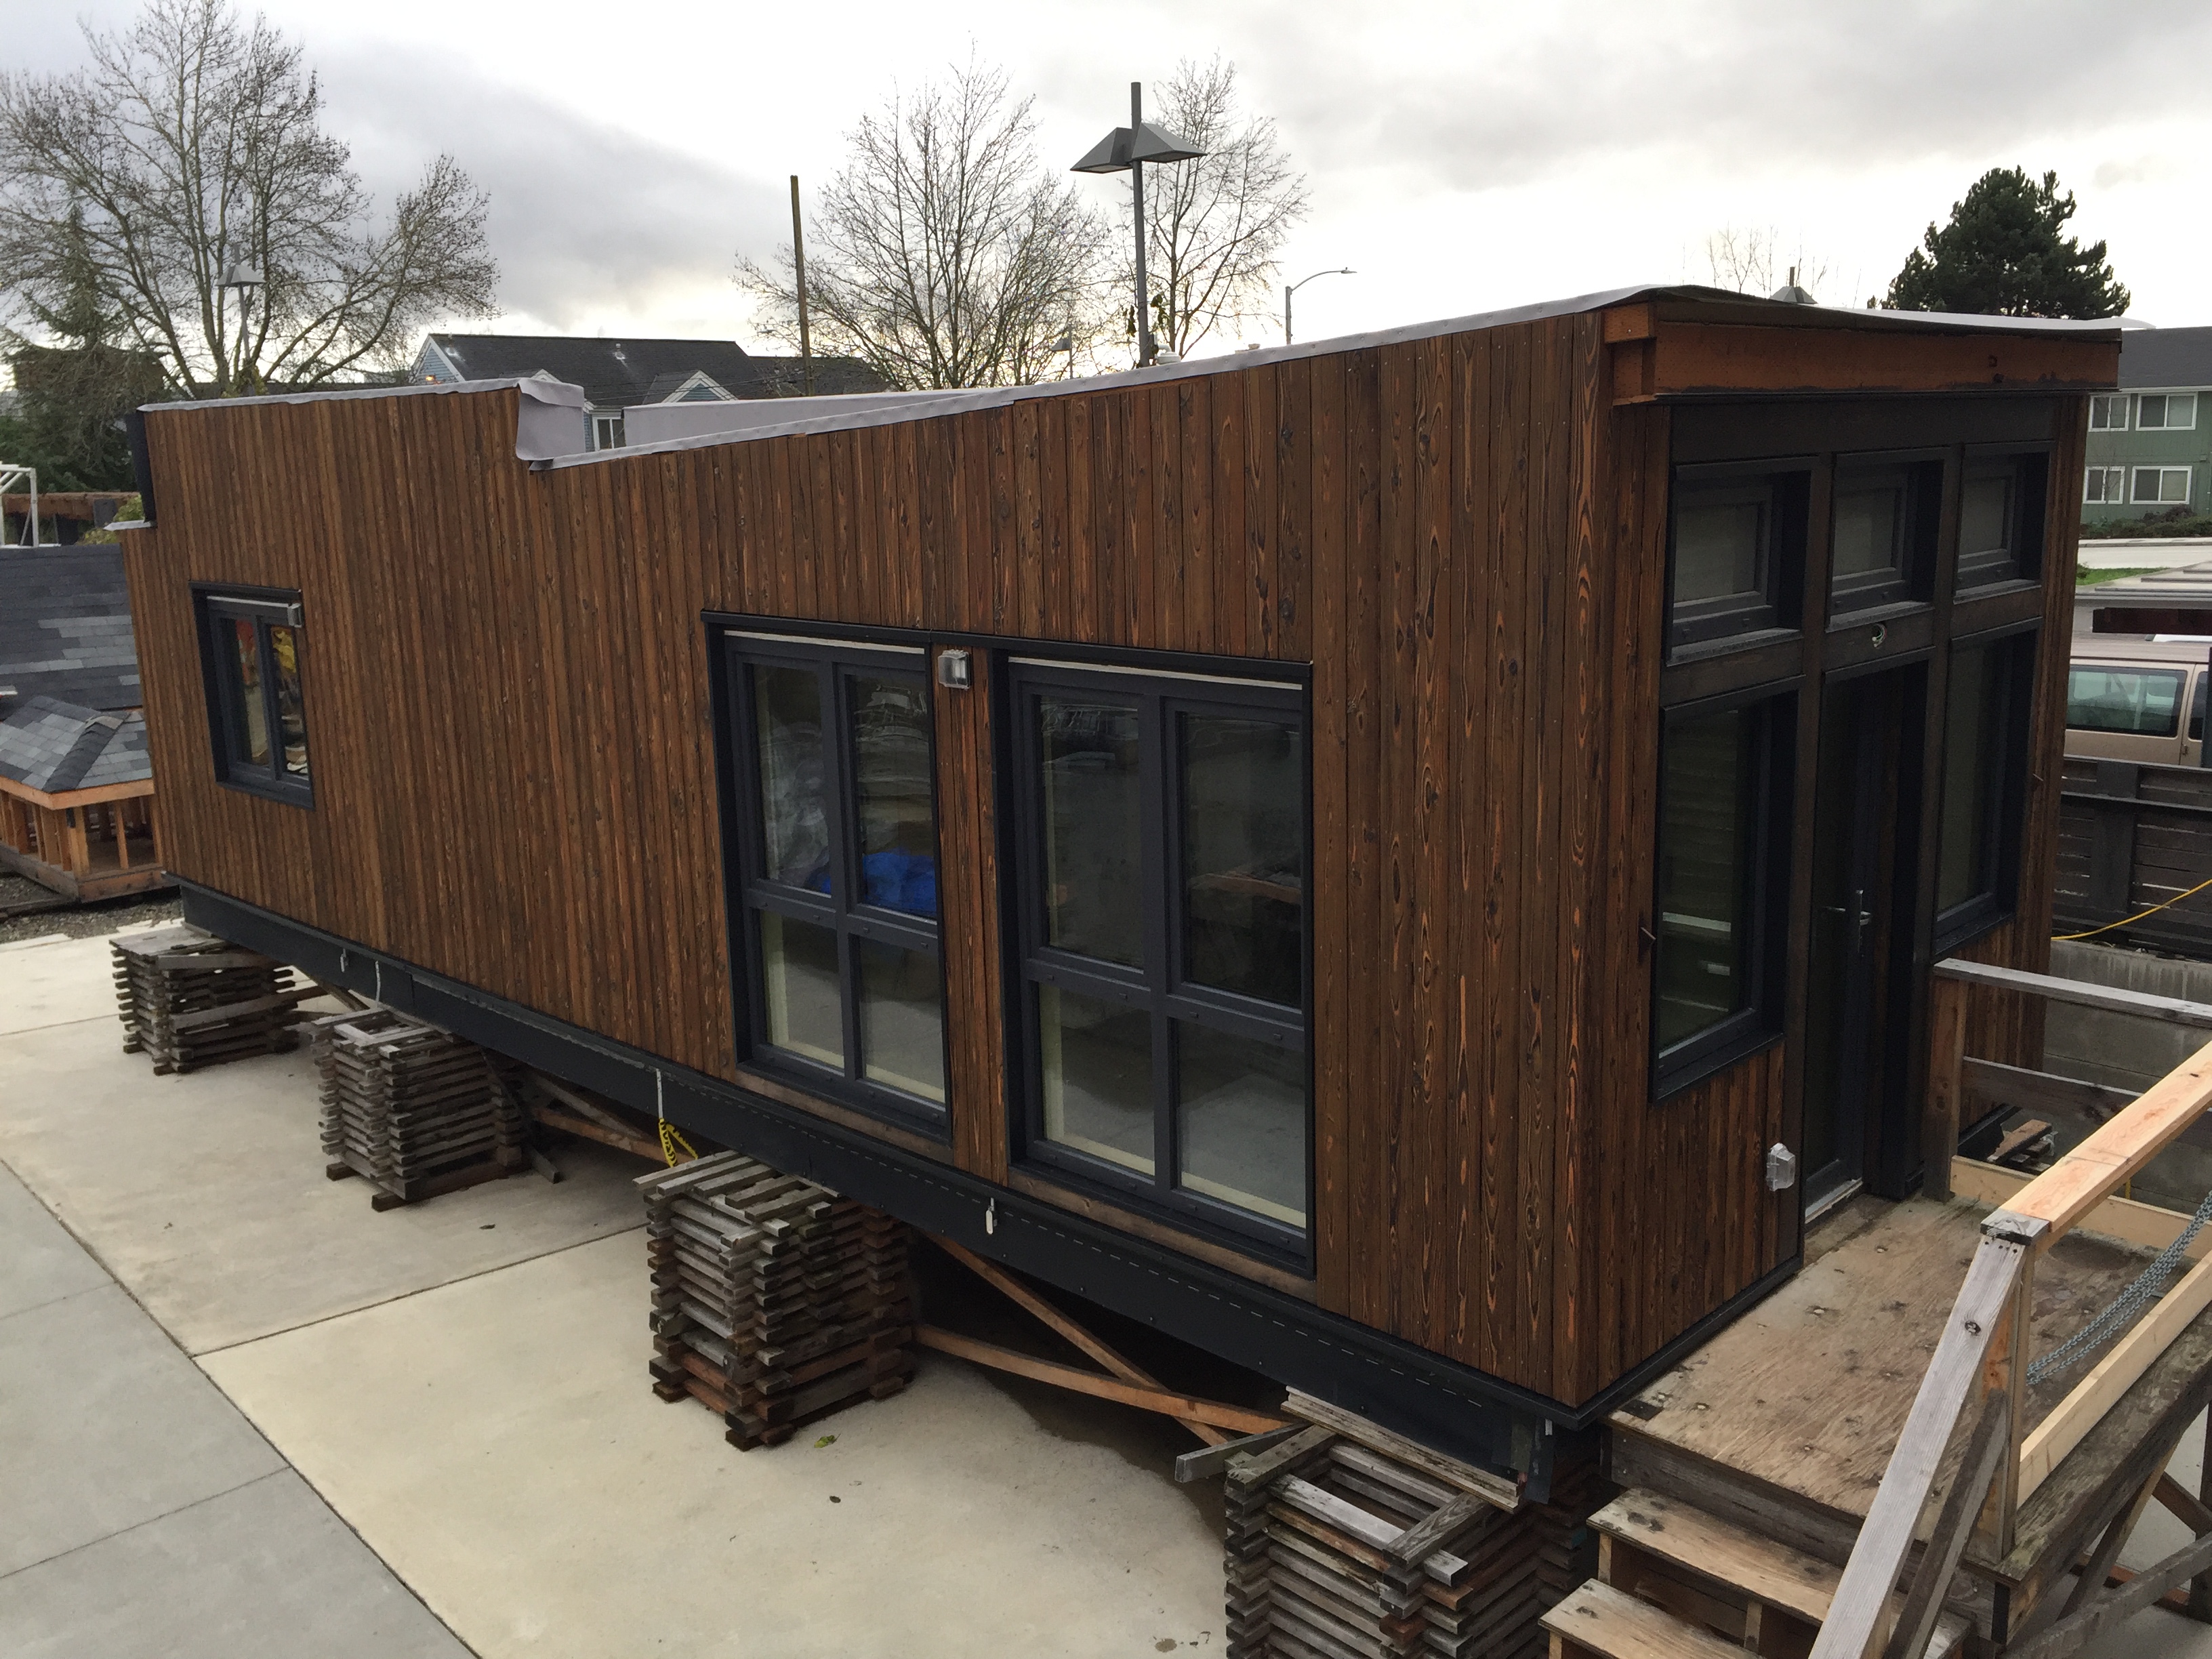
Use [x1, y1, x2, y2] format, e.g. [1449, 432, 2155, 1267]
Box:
[409, 335, 886, 454]
[0, 546, 162, 899]
[2082, 325, 2212, 525]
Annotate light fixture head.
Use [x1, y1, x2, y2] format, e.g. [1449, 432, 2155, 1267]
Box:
[1070, 121, 1204, 175]
[220, 263, 265, 290]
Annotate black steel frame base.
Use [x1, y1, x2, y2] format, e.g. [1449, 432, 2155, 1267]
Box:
[181, 878, 1796, 1497]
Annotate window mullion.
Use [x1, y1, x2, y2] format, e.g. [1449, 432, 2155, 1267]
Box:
[1145, 691, 1174, 1195]
[255, 621, 283, 781]
[824, 660, 865, 1084]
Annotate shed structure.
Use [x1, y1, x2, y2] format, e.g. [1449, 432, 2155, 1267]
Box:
[115, 287, 2118, 1483]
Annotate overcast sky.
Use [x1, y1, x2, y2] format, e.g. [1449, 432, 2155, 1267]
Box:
[11, 0, 2210, 359]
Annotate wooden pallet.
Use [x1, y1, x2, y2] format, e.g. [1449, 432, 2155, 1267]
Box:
[1222, 1406, 1597, 1659]
[636, 1151, 914, 1450]
[111, 924, 309, 1074]
[307, 1008, 528, 1209]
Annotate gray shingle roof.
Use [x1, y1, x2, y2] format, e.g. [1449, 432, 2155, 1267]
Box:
[0, 548, 142, 712]
[414, 333, 889, 410]
[2121, 326, 2212, 390]
[0, 695, 151, 794]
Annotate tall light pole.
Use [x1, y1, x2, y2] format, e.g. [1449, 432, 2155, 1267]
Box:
[1284, 268, 1354, 346]
[221, 263, 264, 394]
[1073, 83, 1202, 369]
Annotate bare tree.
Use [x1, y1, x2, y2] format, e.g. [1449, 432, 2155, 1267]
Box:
[738, 58, 1108, 390]
[1705, 226, 1830, 301]
[0, 0, 497, 399]
[1136, 57, 1309, 359]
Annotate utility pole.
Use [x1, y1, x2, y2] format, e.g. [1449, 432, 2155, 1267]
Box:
[790, 176, 815, 396]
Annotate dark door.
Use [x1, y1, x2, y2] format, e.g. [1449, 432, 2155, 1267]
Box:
[1801, 665, 1923, 1206]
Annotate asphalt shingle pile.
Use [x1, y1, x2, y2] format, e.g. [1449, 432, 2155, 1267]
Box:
[637, 1151, 914, 1450]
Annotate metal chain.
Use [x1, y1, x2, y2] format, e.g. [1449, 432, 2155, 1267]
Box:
[2026, 1179, 2212, 1386]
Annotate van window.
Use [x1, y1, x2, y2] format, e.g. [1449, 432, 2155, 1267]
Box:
[2067, 665, 2186, 737]
[2193, 674, 2207, 745]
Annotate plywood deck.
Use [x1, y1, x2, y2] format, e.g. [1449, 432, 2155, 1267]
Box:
[1607, 1195, 2155, 1530]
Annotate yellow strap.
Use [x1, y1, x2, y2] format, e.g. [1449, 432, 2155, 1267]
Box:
[2054, 872, 2212, 942]
[653, 1069, 697, 1166]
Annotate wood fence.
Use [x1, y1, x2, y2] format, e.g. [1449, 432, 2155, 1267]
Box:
[2055, 758, 2212, 960]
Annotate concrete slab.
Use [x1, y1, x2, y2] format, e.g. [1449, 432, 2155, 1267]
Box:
[0, 1283, 283, 1576]
[0, 1165, 107, 1322]
[201, 1231, 1225, 1659]
[0, 1469, 470, 1659]
[0, 983, 647, 1355]
[0, 933, 130, 1037]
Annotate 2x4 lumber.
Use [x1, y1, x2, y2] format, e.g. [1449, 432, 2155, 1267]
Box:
[1933, 958, 2212, 1031]
[910, 1325, 1291, 1435]
[930, 1234, 1225, 1446]
[2001, 1042, 2212, 1242]
[1591, 1490, 1841, 1626]
[531, 1105, 660, 1163]
[1948, 1158, 2209, 1261]
[1174, 1424, 1305, 1482]
[1540, 1579, 1746, 1659]
[1925, 976, 1967, 1202]
[1881, 1392, 2010, 1659]
[1806, 1225, 2034, 1659]
[1283, 1388, 1521, 1511]
[2018, 1250, 2212, 1503]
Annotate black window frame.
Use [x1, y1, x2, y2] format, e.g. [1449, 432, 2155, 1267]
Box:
[724, 628, 951, 1138]
[1954, 444, 2050, 592]
[190, 583, 313, 807]
[1932, 623, 2039, 954]
[1828, 448, 1943, 618]
[1004, 655, 1313, 1268]
[1664, 459, 1811, 658]
[1650, 684, 1797, 1101]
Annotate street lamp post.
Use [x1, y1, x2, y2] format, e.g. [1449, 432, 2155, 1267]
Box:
[1284, 268, 1354, 346]
[221, 263, 264, 394]
[1073, 84, 1203, 369]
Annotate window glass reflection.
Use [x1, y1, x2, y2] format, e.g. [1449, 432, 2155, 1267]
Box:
[1655, 705, 1756, 1052]
[760, 911, 843, 1067]
[230, 617, 269, 766]
[1181, 713, 1303, 1005]
[1832, 476, 1907, 581]
[755, 665, 830, 891]
[1938, 645, 1999, 913]
[1039, 696, 1143, 966]
[1674, 495, 1766, 605]
[848, 674, 937, 917]
[269, 624, 309, 779]
[859, 939, 944, 1102]
[1175, 1022, 1305, 1226]
[1039, 985, 1154, 1174]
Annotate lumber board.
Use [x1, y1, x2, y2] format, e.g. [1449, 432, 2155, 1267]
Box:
[1284, 1389, 1521, 1511]
[912, 1325, 1290, 1434]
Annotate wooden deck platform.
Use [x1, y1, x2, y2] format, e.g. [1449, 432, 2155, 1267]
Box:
[1605, 1193, 2179, 1566]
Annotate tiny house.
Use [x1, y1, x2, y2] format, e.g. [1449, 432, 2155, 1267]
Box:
[117, 288, 2118, 1488]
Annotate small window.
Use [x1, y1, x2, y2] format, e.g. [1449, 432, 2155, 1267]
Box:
[1010, 659, 1308, 1254]
[1666, 464, 1808, 653]
[2066, 665, 2187, 737]
[2084, 466, 2127, 505]
[2137, 393, 2198, 432]
[592, 413, 625, 450]
[2132, 467, 2194, 506]
[729, 633, 947, 1129]
[194, 588, 312, 804]
[1957, 452, 2047, 590]
[1653, 691, 1793, 1095]
[1936, 633, 2034, 947]
[2089, 394, 2130, 431]
[1830, 457, 1939, 615]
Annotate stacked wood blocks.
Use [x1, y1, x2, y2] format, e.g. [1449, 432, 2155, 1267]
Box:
[112, 925, 304, 1073]
[308, 1008, 528, 1210]
[638, 1152, 914, 1450]
[1224, 1425, 1597, 1659]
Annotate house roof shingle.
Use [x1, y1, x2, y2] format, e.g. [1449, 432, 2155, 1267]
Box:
[2120, 326, 2212, 390]
[0, 695, 150, 794]
[416, 334, 888, 409]
[0, 548, 142, 713]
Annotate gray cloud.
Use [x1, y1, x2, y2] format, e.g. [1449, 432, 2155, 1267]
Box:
[317, 51, 787, 331]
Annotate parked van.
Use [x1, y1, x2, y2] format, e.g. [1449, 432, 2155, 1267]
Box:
[2066, 632, 2209, 766]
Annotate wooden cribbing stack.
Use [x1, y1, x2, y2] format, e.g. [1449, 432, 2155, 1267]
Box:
[112, 925, 311, 1073]
[636, 1151, 914, 1450]
[308, 1008, 529, 1210]
[1218, 1392, 1597, 1659]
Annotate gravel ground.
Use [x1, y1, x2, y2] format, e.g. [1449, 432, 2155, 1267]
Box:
[0, 870, 182, 945]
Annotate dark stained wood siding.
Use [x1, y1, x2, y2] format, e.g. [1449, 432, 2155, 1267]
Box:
[123, 314, 2097, 1408]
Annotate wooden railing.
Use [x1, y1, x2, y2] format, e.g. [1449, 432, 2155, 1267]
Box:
[1813, 959, 2212, 1659]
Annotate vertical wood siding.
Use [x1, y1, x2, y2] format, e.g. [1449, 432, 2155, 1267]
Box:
[123, 320, 2077, 1407]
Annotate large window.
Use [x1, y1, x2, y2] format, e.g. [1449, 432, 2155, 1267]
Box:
[1009, 659, 1308, 1254]
[1653, 692, 1792, 1094]
[2067, 664, 2187, 738]
[1665, 463, 1808, 653]
[1955, 451, 2046, 590]
[729, 632, 947, 1129]
[1830, 457, 1940, 615]
[1936, 632, 2034, 947]
[2085, 467, 2127, 505]
[193, 588, 312, 805]
[2137, 392, 2198, 432]
[2133, 467, 2194, 506]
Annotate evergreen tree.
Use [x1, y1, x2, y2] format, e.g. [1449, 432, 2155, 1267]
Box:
[3, 207, 161, 489]
[1885, 168, 2128, 319]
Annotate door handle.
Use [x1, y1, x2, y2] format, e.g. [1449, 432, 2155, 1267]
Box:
[1822, 890, 1874, 946]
